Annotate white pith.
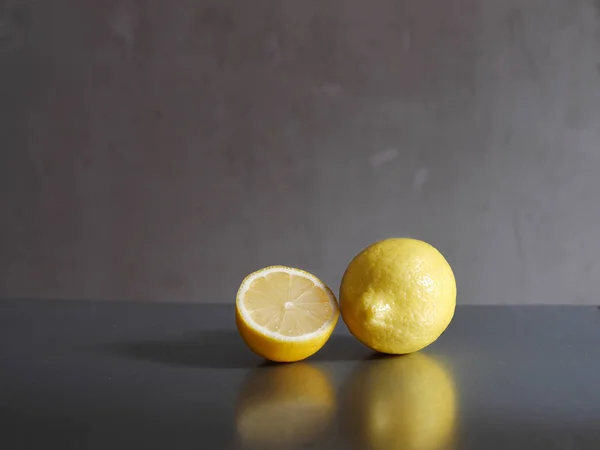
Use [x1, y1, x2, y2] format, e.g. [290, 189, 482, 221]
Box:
[237, 266, 338, 342]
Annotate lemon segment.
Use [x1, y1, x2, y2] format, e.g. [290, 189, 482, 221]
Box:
[236, 266, 339, 362]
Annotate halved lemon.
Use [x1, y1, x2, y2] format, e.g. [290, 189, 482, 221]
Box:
[236, 266, 339, 362]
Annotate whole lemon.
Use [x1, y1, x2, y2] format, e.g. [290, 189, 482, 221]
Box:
[340, 238, 456, 354]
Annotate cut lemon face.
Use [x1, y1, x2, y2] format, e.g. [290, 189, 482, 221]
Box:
[236, 266, 339, 362]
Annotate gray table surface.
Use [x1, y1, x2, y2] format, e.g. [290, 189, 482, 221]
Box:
[1, 300, 600, 449]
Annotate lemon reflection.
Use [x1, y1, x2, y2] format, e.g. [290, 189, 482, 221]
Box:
[343, 353, 457, 450]
[235, 363, 335, 448]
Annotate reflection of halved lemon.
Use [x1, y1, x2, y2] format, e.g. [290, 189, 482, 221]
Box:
[236, 363, 335, 447]
[343, 353, 457, 450]
[236, 266, 339, 362]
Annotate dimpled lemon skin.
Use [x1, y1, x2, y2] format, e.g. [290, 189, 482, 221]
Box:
[340, 238, 456, 354]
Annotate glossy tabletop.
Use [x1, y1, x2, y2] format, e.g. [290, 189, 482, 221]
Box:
[1, 300, 600, 449]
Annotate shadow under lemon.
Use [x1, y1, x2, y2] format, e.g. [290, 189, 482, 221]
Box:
[342, 353, 458, 450]
[235, 363, 335, 448]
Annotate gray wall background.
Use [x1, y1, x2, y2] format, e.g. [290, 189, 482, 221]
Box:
[2, 0, 600, 304]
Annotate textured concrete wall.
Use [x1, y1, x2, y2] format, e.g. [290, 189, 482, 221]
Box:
[2, 0, 600, 304]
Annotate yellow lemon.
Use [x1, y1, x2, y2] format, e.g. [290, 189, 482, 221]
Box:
[236, 266, 339, 362]
[235, 363, 335, 447]
[342, 353, 457, 450]
[340, 238, 456, 354]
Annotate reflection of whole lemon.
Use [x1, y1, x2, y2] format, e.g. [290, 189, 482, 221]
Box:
[340, 238, 456, 354]
[235, 363, 335, 447]
[343, 354, 457, 450]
